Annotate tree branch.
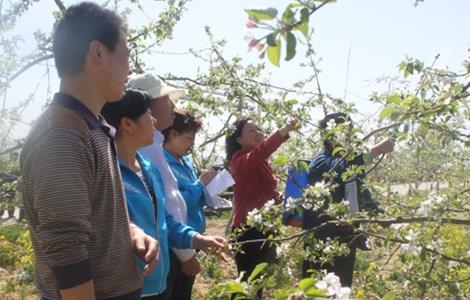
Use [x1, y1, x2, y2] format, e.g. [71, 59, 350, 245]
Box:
[0, 54, 54, 91]
[0, 142, 24, 156]
[351, 216, 470, 226]
[362, 230, 470, 266]
[54, 0, 66, 14]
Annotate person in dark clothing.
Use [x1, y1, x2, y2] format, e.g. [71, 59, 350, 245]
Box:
[303, 112, 395, 286]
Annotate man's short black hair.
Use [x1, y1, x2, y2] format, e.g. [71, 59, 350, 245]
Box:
[53, 2, 127, 77]
[320, 112, 351, 151]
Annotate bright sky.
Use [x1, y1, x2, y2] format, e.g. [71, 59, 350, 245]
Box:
[5, 0, 470, 141]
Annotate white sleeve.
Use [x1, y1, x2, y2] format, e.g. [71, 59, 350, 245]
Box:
[140, 134, 195, 262]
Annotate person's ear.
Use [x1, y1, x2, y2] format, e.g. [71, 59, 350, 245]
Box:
[170, 130, 179, 140]
[88, 41, 105, 66]
[236, 136, 242, 144]
[120, 117, 134, 135]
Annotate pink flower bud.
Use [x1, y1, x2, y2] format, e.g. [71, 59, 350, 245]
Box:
[246, 18, 258, 28]
[245, 37, 259, 51]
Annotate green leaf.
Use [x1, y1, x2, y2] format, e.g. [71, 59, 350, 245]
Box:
[300, 7, 310, 22]
[288, 2, 303, 8]
[245, 8, 278, 21]
[225, 282, 245, 294]
[273, 153, 288, 166]
[287, 98, 298, 105]
[295, 21, 309, 37]
[387, 94, 401, 105]
[297, 160, 309, 173]
[298, 278, 327, 296]
[285, 32, 297, 61]
[305, 288, 328, 297]
[332, 146, 345, 156]
[274, 290, 289, 300]
[379, 107, 396, 119]
[267, 38, 281, 66]
[248, 262, 267, 282]
[299, 278, 316, 291]
[282, 7, 296, 24]
[266, 33, 277, 47]
[382, 291, 397, 300]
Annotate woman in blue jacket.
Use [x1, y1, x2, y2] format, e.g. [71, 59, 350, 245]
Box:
[162, 110, 215, 234]
[162, 110, 216, 297]
[101, 89, 225, 300]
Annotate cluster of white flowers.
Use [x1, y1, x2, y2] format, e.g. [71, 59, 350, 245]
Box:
[264, 199, 276, 210]
[365, 237, 374, 249]
[400, 230, 422, 256]
[400, 243, 422, 256]
[246, 208, 262, 224]
[285, 197, 297, 209]
[276, 242, 290, 256]
[302, 201, 321, 211]
[326, 119, 337, 131]
[390, 223, 408, 230]
[314, 181, 331, 197]
[315, 273, 351, 300]
[417, 193, 446, 216]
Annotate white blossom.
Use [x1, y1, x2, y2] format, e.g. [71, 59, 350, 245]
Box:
[263, 200, 275, 211]
[315, 273, 351, 299]
[247, 208, 262, 224]
[303, 201, 313, 210]
[276, 243, 289, 256]
[365, 237, 373, 249]
[400, 243, 422, 256]
[390, 223, 408, 230]
[313, 181, 331, 197]
[285, 197, 296, 209]
[405, 230, 418, 241]
[418, 193, 447, 216]
[326, 119, 336, 131]
[417, 199, 433, 216]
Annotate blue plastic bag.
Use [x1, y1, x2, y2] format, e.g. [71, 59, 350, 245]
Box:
[282, 161, 310, 227]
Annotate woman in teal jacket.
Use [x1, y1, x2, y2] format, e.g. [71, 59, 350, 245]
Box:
[162, 110, 216, 235]
[161, 110, 217, 298]
[101, 89, 225, 300]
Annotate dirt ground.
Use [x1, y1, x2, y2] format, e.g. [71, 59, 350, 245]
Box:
[192, 218, 238, 299]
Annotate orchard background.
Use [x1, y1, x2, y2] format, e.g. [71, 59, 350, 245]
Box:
[0, 0, 469, 299]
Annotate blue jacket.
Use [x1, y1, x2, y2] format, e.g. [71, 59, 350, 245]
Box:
[304, 149, 379, 235]
[119, 153, 197, 297]
[164, 149, 207, 234]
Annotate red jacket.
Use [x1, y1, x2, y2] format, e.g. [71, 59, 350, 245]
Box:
[230, 131, 287, 227]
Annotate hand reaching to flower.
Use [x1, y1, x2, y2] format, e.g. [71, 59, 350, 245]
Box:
[370, 137, 395, 159]
[279, 119, 300, 138]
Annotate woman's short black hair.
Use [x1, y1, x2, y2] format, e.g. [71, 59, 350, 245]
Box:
[162, 110, 202, 143]
[53, 2, 127, 77]
[225, 116, 253, 163]
[101, 88, 152, 131]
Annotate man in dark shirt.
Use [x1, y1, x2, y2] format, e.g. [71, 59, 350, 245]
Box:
[20, 2, 158, 300]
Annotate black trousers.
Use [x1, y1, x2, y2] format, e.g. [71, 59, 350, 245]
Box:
[233, 227, 277, 298]
[142, 251, 195, 300]
[302, 243, 356, 287]
[301, 213, 357, 287]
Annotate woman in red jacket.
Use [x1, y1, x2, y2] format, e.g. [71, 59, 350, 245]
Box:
[225, 117, 298, 289]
